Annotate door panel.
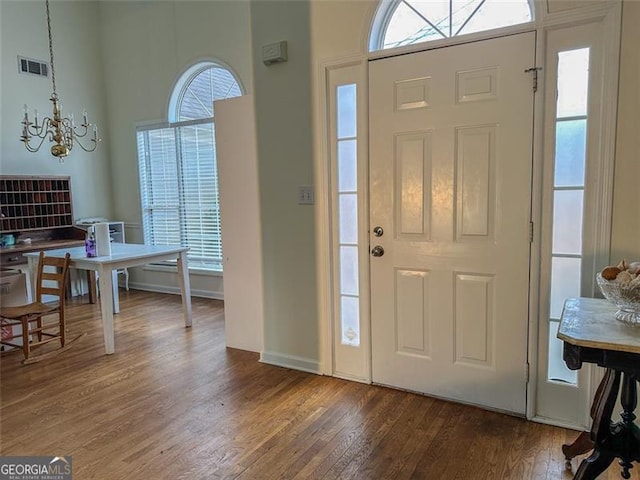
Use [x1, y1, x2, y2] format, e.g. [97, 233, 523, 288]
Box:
[369, 32, 535, 414]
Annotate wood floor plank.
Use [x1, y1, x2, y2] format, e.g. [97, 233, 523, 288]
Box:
[330, 392, 416, 479]
[289, 384, 379, 480]
[355, 394, 434, 478]
[2, 290, 639, 479]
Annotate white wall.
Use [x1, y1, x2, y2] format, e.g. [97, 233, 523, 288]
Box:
[310, 0, 376, 59]
[0, 0, 112, 220]
[248, 0, 375, 372]
[611, 1, 640, 263]
[250, 1, 320, 371]
[97, 0, 254, 298]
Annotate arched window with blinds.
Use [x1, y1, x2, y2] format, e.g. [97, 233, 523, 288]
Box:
[137, 62, 243, 270]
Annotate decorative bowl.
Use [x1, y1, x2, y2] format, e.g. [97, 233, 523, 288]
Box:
[596, 273, 640, 325]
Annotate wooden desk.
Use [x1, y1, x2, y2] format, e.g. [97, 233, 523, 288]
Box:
[559, 297, 640, 480]
[0, 229, 86, 268]
[25, 244, 192, 355]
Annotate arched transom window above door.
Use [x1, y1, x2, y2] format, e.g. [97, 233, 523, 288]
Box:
[370, 0, 533, 51]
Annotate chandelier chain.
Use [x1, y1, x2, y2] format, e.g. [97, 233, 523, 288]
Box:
[45, 0, 57, 96]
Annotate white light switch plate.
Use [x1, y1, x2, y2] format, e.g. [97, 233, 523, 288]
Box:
[298, 185, 314, 205]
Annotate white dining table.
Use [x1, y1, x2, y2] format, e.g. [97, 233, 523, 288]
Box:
[25, 243, 192, 354]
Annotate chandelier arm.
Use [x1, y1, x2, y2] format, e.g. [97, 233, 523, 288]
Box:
[61, 126, 72, 143]
[74, 135, 99, 153]
[21, 133, 49, 153]
[59, 123, 74, 151]
[25, 116, 55, 137]
[46, 126, 59, 143]
[72, 123, 90, 137]
[65, 132, 75, 150]
[24, 124, 41, 137]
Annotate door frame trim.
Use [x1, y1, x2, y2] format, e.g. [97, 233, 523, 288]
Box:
[530, 6, 622, 428]
[316, 54, 372, 380]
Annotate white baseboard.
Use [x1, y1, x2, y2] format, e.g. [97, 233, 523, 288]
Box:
[260, 351, 322, 375]
[226, 339, 261, 354]
[531, 415, 584, 432]
[127, 281, 224, 300]
[332, 372, 370, 384]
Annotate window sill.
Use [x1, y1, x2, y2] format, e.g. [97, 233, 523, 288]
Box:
[142, 263, 223, 277]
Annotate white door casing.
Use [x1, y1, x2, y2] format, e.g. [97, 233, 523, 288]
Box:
[535, 16, 619, 428]
[369, 32, 536, 414]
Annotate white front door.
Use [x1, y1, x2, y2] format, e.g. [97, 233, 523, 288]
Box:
[369, 32, 535, 414]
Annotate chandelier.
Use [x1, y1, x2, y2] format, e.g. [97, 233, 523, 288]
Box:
[20, 0, 99, 162]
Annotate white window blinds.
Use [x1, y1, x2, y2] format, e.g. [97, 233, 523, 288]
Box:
[137, 119, 222, 270]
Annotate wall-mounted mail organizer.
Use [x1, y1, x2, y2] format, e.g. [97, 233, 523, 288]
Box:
[0, 175, 74, 232]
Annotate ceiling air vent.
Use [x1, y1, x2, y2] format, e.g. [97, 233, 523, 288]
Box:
[17, 56, 49, 78]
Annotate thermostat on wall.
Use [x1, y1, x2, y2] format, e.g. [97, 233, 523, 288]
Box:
[262, 41, 288, 65]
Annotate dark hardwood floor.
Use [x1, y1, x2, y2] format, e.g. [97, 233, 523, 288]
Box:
[1, 290, 637, 479]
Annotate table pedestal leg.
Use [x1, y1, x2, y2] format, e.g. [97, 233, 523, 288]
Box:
[563, 370, 611, 468]
[574, 368, 620, 480]
[567, 371, 640, 480]
[617, 374, 640, 479]
[563, 432, 594, 470]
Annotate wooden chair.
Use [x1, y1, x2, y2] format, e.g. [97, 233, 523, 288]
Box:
[0, 251, 78, 364]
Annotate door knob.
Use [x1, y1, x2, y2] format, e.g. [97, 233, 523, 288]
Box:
[373, 226, 384, 237]
[371, 245, 385, 257]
